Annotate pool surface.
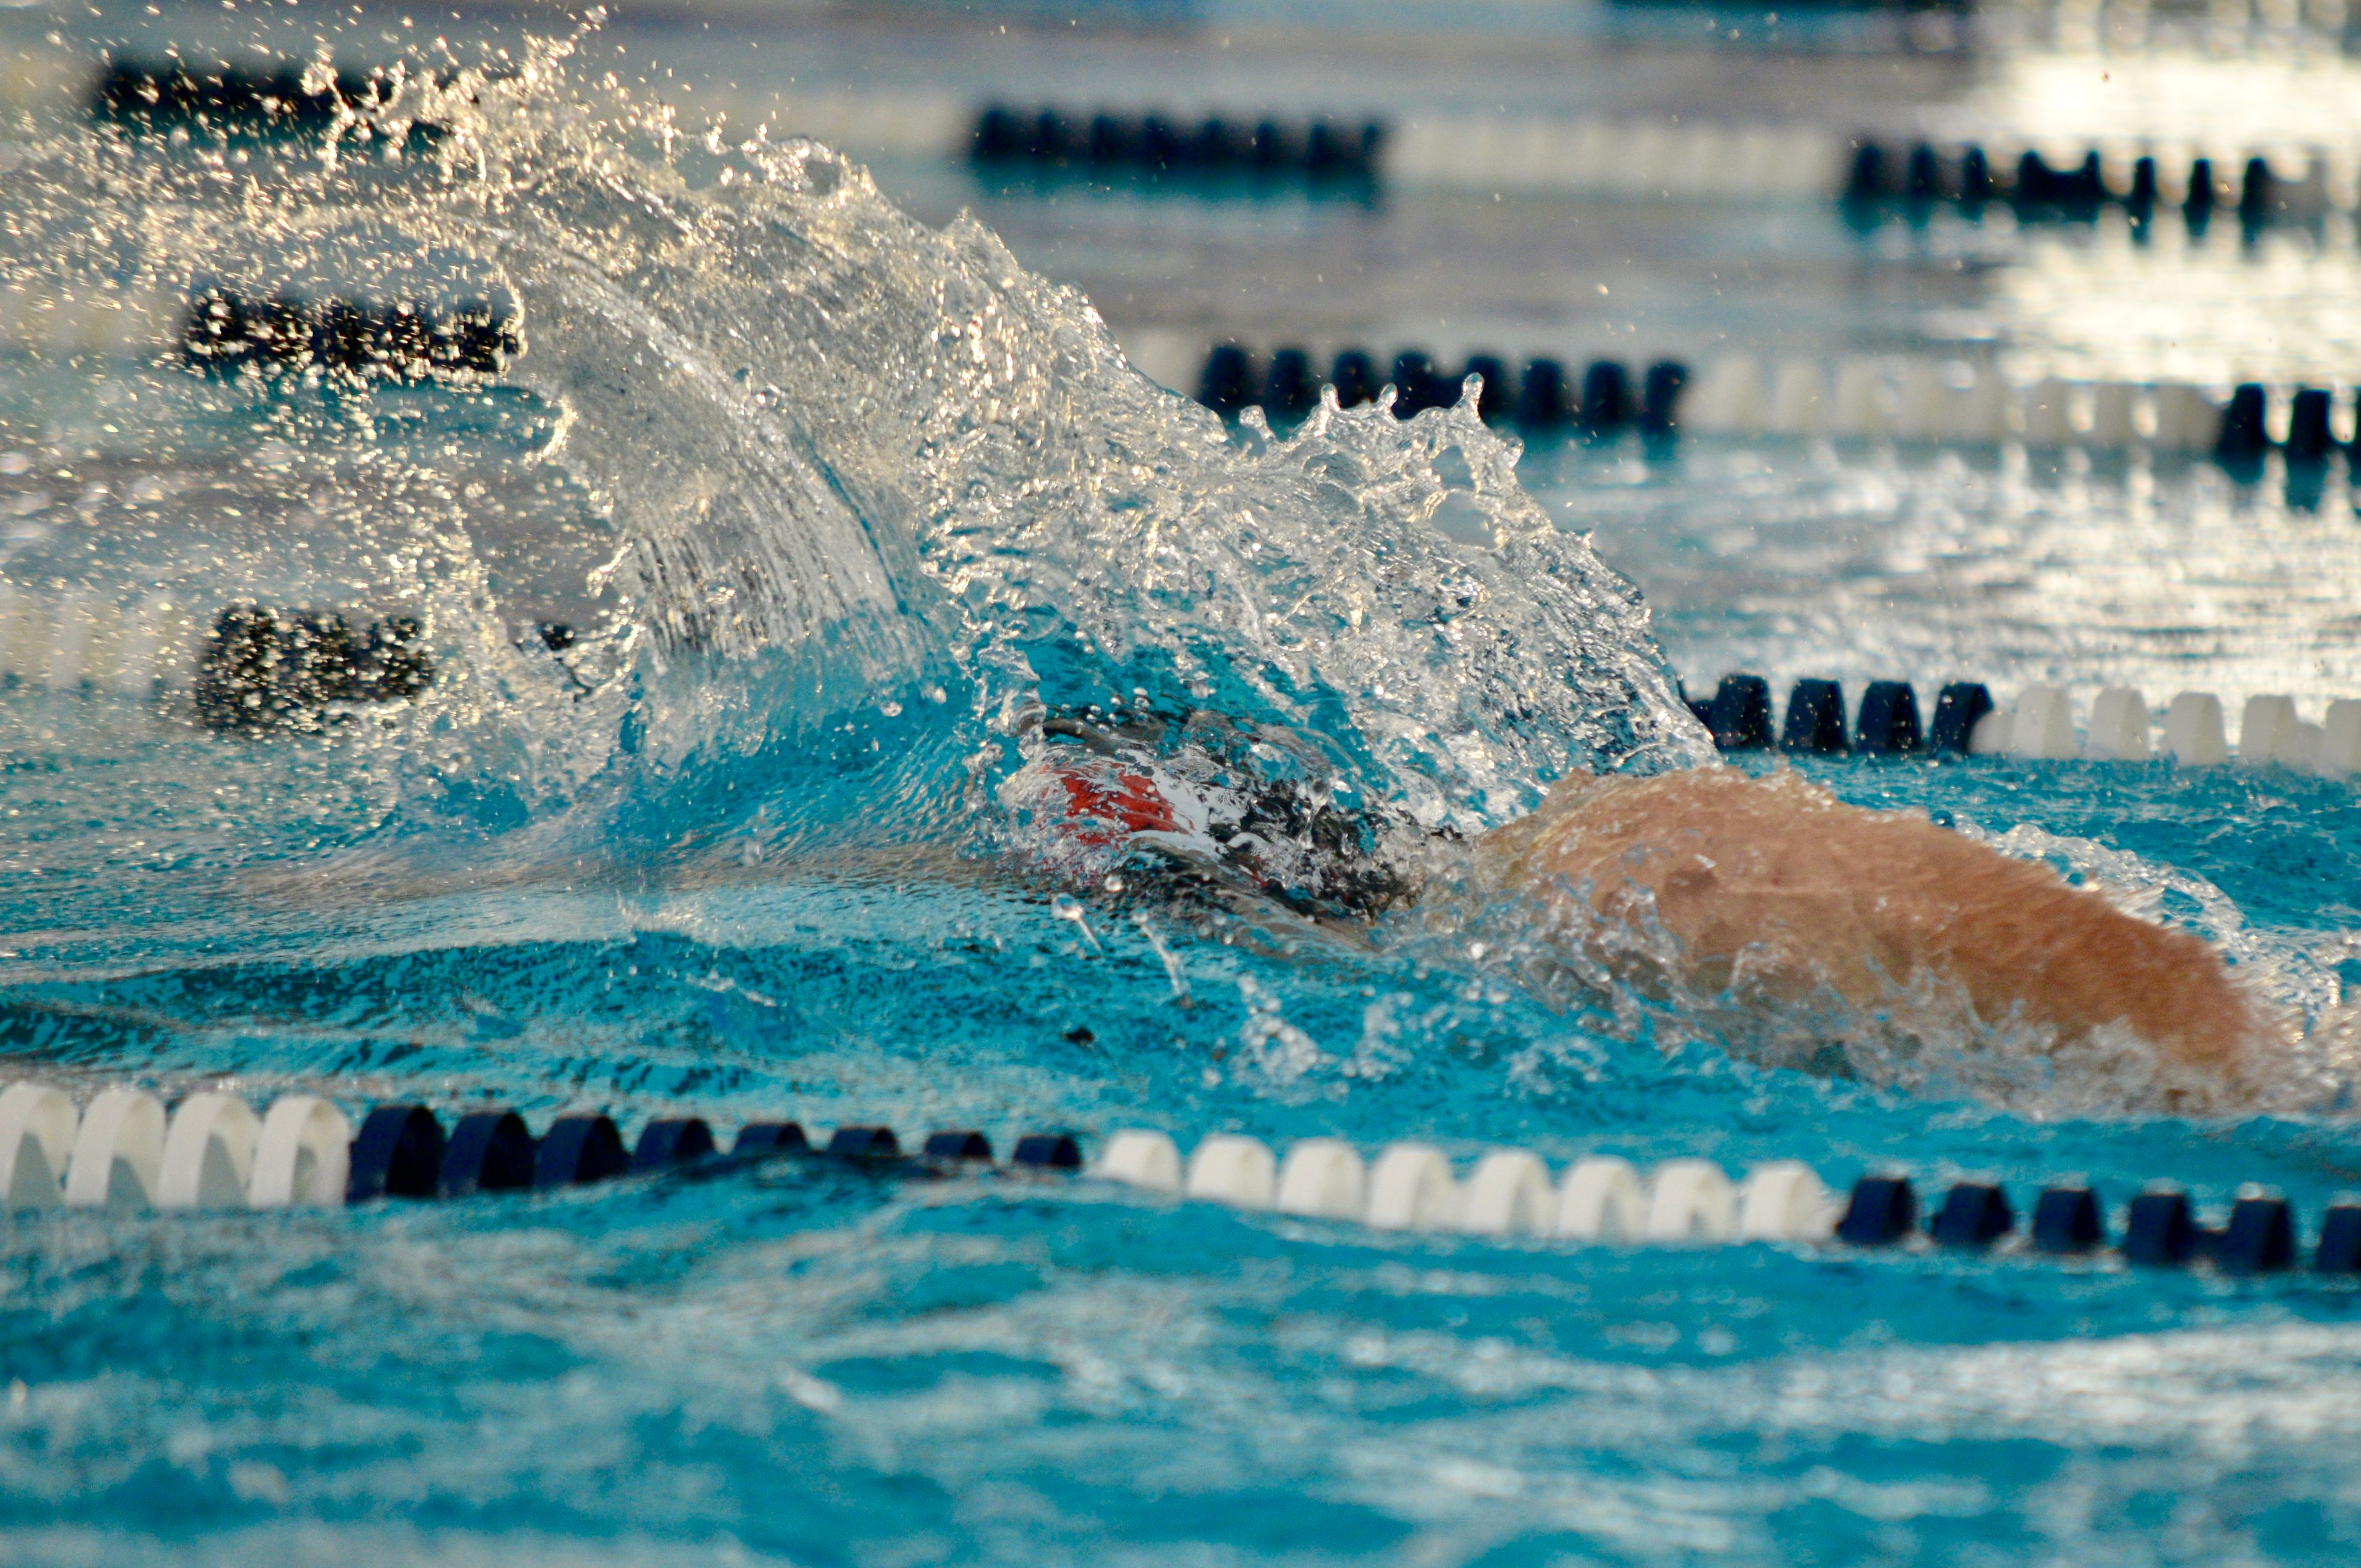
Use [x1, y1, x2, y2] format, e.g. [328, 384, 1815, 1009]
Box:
[2, 3, 2361, 1564]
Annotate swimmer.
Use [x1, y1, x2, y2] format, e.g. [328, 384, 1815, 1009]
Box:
[1482, 767, 2257, 1082]
[1011, 711, 2261, 1087]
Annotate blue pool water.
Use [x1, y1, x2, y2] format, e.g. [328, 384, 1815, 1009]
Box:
[4, 5, 2361, 1564]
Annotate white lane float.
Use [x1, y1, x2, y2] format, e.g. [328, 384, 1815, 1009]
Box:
[1458, 1150, 1555, 1237]
[248, 1095, 353, 1209]
[1645, 1158, 1739, 1243]
[1097, 1129, 1184, 1194]
[156, 1091, 262, 1210]
[0, 1082, 77, 1206]
[1184, 1134, 1277, 1210]
[65, 1087, 167, 1210]
[1275, 1137, 1367, 1220]
[1556, 1156, 1648, 1242]
[1365, 1142, 1459, 1231]
[1103, 1134, 1845, 1254]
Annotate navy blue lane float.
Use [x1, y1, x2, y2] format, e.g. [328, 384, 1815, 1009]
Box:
[1928, 1181, 2013, 1249]
[2030, 1185, 2105, 1254]
[1854, 681, 1923, 754]
[632, 1117, 716, 1171]
[183, 290, 518, 382]
[1686, 674, 1995, 758]
[1838, 1173, 2361, 1275]
[1202, 345, 2359, 473]
[1194, 344, 1693, 434]
[923, 1130, 994, 1163]
[443, 1109, 537, 1197]
[1779, 678, 1851, 756]
[827, 1125, 902, 1162]
[537, 1113, 629, 1187]
[328, 1105, 1084, 1204]
[1928, 683, 1995, 756]
[1835, 1174, 1915, 1245]
[196, 604, 435, 734]
[1682, 673, 2361, 772]
[1012, 1133, 1085, 1170]
[735, 1121, 810, 1155]
[1842, 140, 2323, 231]
[93, 57, 420, 138]
[347, 1104, 445, 1202]
[972, 106, 1385, 185]
[1696, 674, 1774, 751]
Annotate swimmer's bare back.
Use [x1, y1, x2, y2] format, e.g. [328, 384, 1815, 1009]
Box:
[1480, 768, 2261, 1080]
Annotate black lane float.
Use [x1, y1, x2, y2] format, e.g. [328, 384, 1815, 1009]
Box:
[194, 605, 434, 733]
[1193, 344, 1692, 433]
[971, 105, 1386, 186]
[1841, 140, 2331, 231]
[183, 290, 518, 383]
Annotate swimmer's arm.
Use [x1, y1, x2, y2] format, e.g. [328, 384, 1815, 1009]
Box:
[1480, 768, 2260, 1082]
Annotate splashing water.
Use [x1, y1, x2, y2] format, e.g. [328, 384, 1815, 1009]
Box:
[298, 34, 1702, 820]
[0, 24, 2354, 1119]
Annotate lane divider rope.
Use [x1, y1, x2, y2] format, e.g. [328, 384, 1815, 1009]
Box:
[2, 585, 2352, 791]
[8, 1082, 2355, 1277]
[80, 59, 2361, 222]
[1185, 344, 2361, 461]
[1096, 1128, 2361, 1276]
[0, 598, 440, 715]
[1841, 139, 2358, 225]
[1686, 673, 2361, 776]
[0, 1081, 1082, 1211]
